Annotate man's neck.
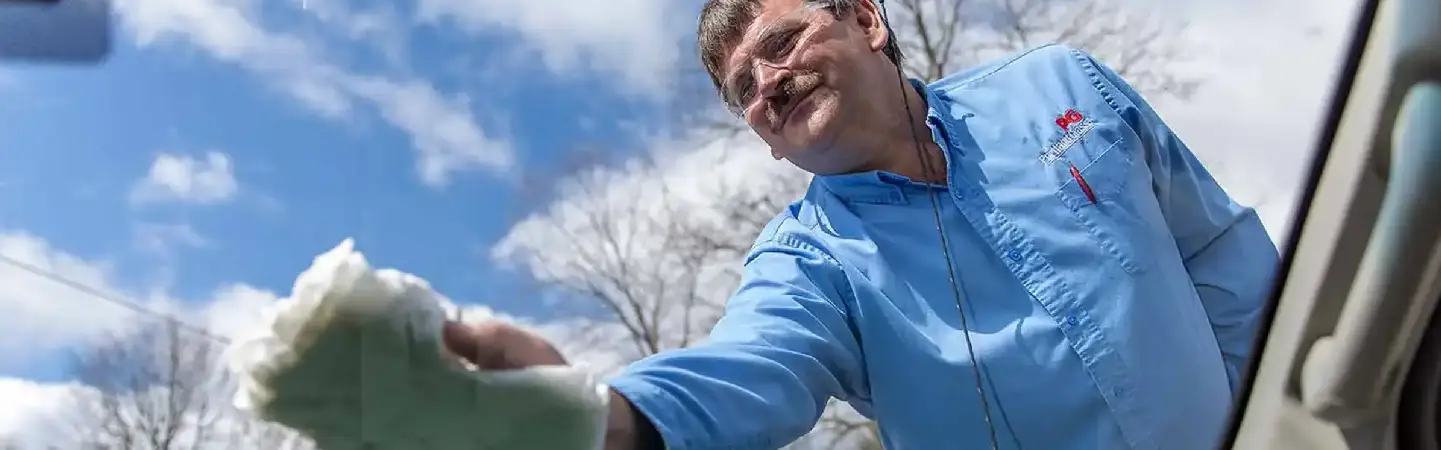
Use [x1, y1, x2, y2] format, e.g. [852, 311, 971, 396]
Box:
[871, 80, 947, 184]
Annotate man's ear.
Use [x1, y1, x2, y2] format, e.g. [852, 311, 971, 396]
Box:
[854, 0, 889, 53]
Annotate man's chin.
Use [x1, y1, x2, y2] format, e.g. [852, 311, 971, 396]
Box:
[783, 146, 859, 176]
[780, 115, 839, 152]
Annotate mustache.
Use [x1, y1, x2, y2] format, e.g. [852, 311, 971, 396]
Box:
[766, 72, 823, 128]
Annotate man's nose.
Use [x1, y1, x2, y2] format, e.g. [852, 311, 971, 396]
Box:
[755, 62, 791, 98]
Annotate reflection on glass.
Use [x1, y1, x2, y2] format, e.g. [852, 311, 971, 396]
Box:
[0, 0, 1361, 449]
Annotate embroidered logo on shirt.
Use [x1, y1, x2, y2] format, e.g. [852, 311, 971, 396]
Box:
[1039, 109, 1094, 165]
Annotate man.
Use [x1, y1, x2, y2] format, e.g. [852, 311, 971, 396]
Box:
[443, 0, 1280, 448]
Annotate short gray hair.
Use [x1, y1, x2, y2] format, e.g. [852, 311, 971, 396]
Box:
[697, 0, 904, 97]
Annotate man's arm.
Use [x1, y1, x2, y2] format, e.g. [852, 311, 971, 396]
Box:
[605, 389, 662, 450]
[604, 232, 867, 450]
[1075, 48, 1281, 392]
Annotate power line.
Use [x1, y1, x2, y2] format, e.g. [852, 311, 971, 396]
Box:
[0, 252, 231, 344]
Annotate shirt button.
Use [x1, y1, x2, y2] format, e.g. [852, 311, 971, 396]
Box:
[1066, 316, 1079, 326]
[1006, 249, 1023, 262]
[1113, 387, 1125, 397]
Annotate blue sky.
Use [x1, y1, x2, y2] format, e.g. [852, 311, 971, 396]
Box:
[0, 0, 1365, 441]
[1, 42, 648, 301]
[0, 0, 705, 381]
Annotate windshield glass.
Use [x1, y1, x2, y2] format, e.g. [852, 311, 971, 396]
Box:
[0, 0, 1362, 448]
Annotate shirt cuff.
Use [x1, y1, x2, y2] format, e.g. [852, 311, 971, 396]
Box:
[608, 374, 693, 450]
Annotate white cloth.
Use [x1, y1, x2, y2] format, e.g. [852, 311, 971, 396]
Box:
[226, 239, 611, 450]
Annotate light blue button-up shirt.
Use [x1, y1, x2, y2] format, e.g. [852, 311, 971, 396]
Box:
[608, 44, 1280, 450]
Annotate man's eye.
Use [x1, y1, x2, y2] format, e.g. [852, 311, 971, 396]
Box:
[735, 83, 757, 106]
[761, 31, 802, 60]
[776, 33, 800, 58]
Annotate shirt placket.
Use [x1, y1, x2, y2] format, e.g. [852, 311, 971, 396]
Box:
[928, 114, 1155, 449]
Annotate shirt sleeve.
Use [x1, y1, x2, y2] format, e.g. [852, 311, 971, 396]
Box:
[605, 231, 867, 450]
[1073, 47, 1282, 392]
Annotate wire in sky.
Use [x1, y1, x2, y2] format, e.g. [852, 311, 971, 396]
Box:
[0, 251, 232, 344]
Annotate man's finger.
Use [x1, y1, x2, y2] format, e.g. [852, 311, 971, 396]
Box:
[441, 321, 505, 368]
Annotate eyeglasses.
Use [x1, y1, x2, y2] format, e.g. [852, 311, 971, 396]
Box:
[719, 5, 835, 117]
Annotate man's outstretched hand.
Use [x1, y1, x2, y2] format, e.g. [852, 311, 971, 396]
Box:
[439, 320, 659, 450]
[231, 241, 644, 450]
[441, 320, 568, 369]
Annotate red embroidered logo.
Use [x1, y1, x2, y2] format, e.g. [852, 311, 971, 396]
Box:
[1055, 109, 1084, 131]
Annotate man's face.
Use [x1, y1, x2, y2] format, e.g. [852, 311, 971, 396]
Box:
[718, 0, 890, 174]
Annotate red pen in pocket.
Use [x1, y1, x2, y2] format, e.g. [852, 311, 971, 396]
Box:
[1069, 163, 1097, 204]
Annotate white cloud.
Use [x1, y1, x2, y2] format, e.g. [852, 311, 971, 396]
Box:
[0, 230, 270, 445]
[494, 132, 782, 270]
[0, 0, 1362, 445]
[481, 1, 1355, 444]
[193, 284, 283, 340]
[0, 378, 80, 445]
[493, 131, 787, 280]
[1152, 0, 1361, 243]
[414, 0, 689, 99]
[132, 221, 212, 256]
[293, 0, 411, 65]
[485, 4, 1356, 436]
[496, 0, 1357, 260]
[130, 152, 239, 205]
[489, 128, 799, 368]
[113, 0, 514, 186]
[0, 232, 632, 446]
[343, 76, 514, 186]
[0, 229, 242, 367]
[295, 0, 404, 42]
[0, 232, 138, 361]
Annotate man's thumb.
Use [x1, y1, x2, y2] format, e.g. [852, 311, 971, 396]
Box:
[442, 321, 500, 368]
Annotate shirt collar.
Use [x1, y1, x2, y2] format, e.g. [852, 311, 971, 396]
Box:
[816, 78, 951, 204]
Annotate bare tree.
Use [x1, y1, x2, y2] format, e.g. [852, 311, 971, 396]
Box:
[62, 320, 226, 450]
[891, 0, 1198, 96]
[503, 140, 906, 449]
[58, 319, 312, 450]
[679, 0, 1197, 135]
[230, 419, 314, 450]
[503, 147, 909, 448]
[667, 3, 1198, 442]
[502, 158, 744, 362]
[501, 145, 883, 447]
[501, 2, 1202, 447]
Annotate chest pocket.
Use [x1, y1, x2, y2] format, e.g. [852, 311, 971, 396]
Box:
[1050, 130, 1154, 275]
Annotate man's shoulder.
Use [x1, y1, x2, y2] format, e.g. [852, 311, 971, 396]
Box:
[927, 43, 1099, 97]
[744, 183, 849, 265]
